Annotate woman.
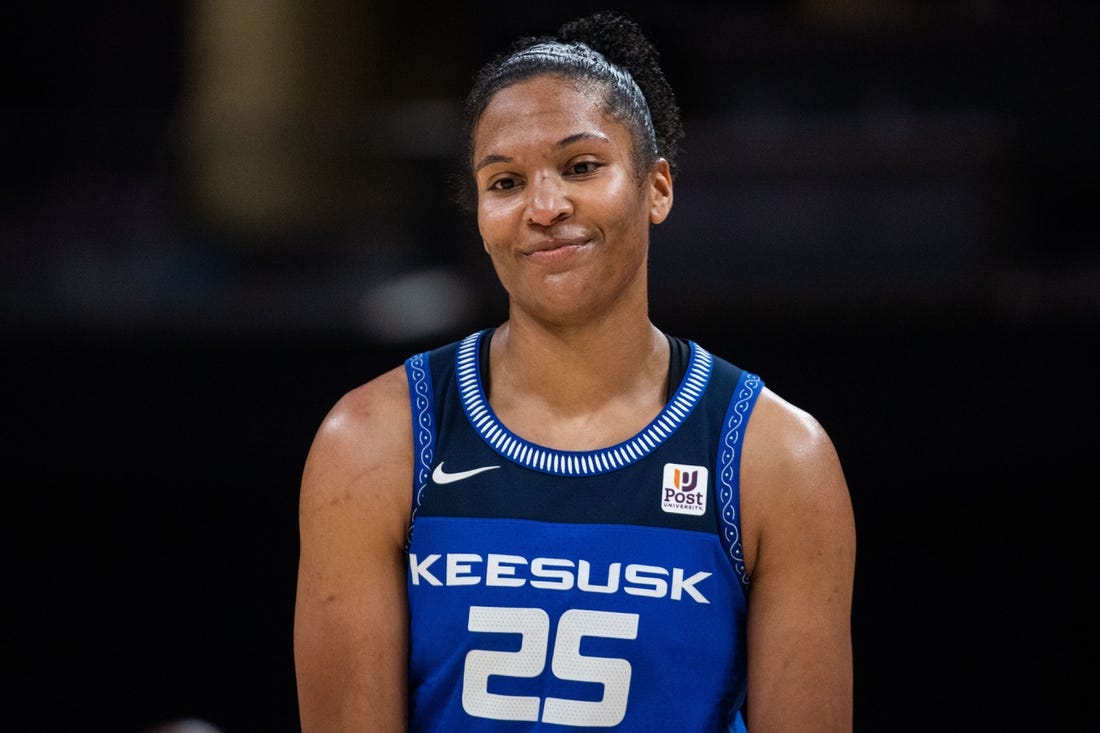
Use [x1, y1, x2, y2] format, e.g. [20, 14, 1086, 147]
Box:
[294, 11, 855, 732]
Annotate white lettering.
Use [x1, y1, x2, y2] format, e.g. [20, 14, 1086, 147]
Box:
[577, 560, 621, 594]
[623, 564, 669, 598]
[530, 558, 575, 590]
[671, 568, 711, 603]
[409, 553, 442, 586]
[408, 552, 713, 603]
[486, 554, 527, 587]
[447, 553, 482, 585]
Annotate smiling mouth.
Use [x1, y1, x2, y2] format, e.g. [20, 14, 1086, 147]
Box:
[523, 238, 590, 256]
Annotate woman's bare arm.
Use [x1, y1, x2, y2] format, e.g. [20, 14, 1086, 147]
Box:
[294, 366, 413, 732]
[741, 388, 857, 732]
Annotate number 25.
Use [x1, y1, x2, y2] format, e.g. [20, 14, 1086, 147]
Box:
[463, 606, 639, 727]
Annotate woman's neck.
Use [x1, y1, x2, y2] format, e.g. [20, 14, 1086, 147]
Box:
[483, 318, 670, 449]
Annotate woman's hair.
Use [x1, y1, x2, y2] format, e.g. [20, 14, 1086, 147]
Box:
[454, 11, 684, 213]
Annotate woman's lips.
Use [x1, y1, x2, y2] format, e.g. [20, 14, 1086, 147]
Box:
[523, 238, 590, 263]
[523, 235, 590, 255]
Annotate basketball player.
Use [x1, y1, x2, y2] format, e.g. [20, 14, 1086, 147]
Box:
[294, 11, 855, 732]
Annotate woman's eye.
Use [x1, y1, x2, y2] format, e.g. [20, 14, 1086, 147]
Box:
[488, 177, 517, 191]
[569, 161, 598, 175]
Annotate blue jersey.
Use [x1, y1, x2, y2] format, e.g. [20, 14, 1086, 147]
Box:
[404, 329, 763, 732]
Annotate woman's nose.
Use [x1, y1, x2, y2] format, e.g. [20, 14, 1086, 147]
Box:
[526, 173, 572, 226]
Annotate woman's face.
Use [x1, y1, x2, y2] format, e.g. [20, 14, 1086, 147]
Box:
[472, 75, 672, 327]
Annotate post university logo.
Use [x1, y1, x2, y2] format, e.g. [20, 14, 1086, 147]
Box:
[661, 463, 708, 516]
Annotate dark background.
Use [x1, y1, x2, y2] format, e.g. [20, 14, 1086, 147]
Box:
[6, 2, 1096, 731]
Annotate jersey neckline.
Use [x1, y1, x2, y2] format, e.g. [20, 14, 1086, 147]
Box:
[456, 329, 713, 476]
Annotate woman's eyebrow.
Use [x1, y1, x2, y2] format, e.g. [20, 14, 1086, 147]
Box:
[555, 131, 611, 150]
[475, 131, 612, 172]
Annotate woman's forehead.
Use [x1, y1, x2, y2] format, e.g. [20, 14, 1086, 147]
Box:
[483, 76, 603, 117]
[475, 77, 618, 148]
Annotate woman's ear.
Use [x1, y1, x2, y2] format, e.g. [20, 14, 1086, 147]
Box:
[648, 158, 673, 224]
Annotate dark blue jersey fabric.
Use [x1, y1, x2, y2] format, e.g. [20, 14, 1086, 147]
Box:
[404, 329, 763, 732]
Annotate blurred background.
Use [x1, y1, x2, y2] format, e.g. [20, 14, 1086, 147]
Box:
[5, 1, 1096, 731]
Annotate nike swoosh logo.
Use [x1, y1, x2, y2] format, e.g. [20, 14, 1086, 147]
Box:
[432, 462, 501, 484]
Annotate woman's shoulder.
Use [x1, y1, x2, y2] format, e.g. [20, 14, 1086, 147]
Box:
[747, 387, 844, 487]
[329, 364, 411, 427]
[300, 365, 413, 505]
[740, 386, 854, 579]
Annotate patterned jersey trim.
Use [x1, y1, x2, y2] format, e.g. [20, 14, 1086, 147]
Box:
[456, 329, 714, 476]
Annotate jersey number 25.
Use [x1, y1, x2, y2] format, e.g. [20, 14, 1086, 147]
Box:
[463, 605, 639, 726]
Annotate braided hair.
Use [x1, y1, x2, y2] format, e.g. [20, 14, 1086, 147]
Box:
[455, 11, 684, 213]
